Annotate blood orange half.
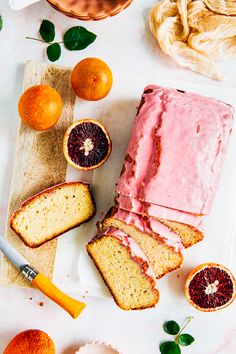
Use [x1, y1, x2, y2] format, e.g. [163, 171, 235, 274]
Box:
[63, 119, 112, 170]
[185, 263, 236, 312]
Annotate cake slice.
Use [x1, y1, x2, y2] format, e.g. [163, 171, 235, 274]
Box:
[10, 182, 96, 248]
[116, 195, 204, 248]
[157, 219, 203, 248]
[99, 207, 184, 279]
[87, 228, 159, 310]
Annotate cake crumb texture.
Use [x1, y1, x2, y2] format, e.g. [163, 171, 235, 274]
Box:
[10, 182, 96, 248]
[87, 235, 159, 310]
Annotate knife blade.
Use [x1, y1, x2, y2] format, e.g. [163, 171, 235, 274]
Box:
[0, 235, 28, 271]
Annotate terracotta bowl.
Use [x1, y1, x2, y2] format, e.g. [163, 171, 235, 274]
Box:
[47, 0, 133, 20]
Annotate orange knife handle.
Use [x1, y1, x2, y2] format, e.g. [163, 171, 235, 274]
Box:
[32, 273, 86, 319]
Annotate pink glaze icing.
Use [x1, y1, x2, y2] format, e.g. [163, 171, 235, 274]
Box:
[102, 226, 158, 290]
[112, 208, 184, 253]
[117, 85, 234, 215]
[116, 194, 204, 231]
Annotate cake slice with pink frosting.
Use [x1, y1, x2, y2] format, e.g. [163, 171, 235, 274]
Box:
[116, 195, 204, 248]
[116, 195, 204, 230]
[100, 207, 184, 279]
[116, 194, 204, 248]
[87, 227, 159, 310]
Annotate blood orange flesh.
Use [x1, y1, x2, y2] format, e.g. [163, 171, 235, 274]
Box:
[63, 119, 111, 170]
[185, 263, 236, 312]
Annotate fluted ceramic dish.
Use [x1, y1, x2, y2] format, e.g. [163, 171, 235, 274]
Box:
[47, 0, 133, 20]
[75, 341, 121, 354]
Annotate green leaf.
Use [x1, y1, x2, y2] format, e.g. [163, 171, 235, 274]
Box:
[163, 321, 180, 335]
[160, 341, 181, 354]
[178, 334, 195, 346]
[40, 19, 55, 43]
[0, 16, 3, 32]
[46, 43, 61, 62]
[63, 26, 96, 51]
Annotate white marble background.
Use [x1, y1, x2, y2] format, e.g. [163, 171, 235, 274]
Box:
[0, 1, 236, 353]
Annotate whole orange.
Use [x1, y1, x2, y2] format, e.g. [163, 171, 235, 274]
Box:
[71, 58, 113, 101]
[3, 329, 56, 354]
[18, 85, 63, 131]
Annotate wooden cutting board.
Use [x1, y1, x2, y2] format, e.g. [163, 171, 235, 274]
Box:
[0, 60, 75, 287]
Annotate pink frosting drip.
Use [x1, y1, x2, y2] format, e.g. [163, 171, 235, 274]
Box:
[117, 85, 234, 215]
[116, 194, 204, 231]
[112, 208, 184, 253]
[102, 226, 159, 290]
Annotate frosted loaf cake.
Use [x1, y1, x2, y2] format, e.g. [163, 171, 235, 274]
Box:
[117, 85, 234, 215]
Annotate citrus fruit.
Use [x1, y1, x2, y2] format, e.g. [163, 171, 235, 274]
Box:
[185, 263, 236, 312]
[18, 84, 63, 131]
[63, 119, 112, 170]
[71, 58, 113, 101]
[3, 329, 55, 354]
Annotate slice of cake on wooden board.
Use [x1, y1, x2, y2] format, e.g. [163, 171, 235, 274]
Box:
[0, 61, 76, 287]
[10, 182, 96, 248]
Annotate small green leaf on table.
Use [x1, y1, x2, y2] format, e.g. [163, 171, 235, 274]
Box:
[164, 320, 180, 335]
[40, 19, 55, 43]
[47, 43, 61, 62]
[178, 334, 195, 346]
[64, 26, 96, 51]
[0, 16, 3, 32]
[160, 317, 194, 353]
[160, 341, 181, 354]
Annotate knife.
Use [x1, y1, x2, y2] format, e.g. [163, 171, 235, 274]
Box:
[0, 236, 86, 319]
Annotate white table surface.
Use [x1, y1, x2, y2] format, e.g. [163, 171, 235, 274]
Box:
[0, 1, 236, 353]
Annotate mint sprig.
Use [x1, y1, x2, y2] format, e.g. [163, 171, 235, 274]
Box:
[0, 16, 3, 32]
[160, 317, 194, 354]
[26, 20, 96, 62]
